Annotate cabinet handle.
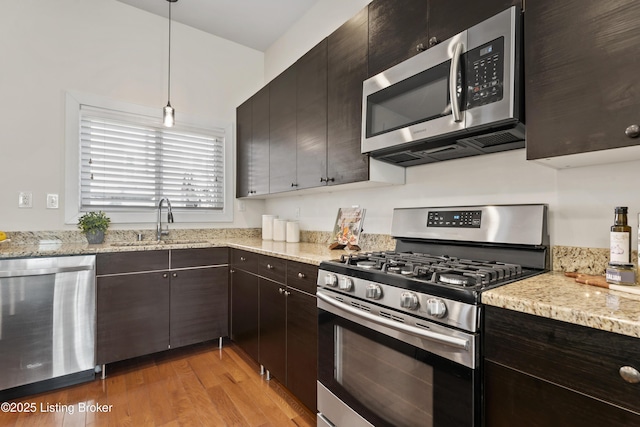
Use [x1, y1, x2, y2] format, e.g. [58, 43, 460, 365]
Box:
[172, 273, 177, 278]
[284, 291, 291, 296]
[428, 36, 439, 47]
[291, 183, 298, 187]
[416, 43, 426, 52]
[163, 273, 168, 278]
[267, 264, 274, 270]
[320, 177, 335, 183]
[279, 288, 284, 294]
[230, 269, 235, 273]
[240, 256, 246, 262]
[619, 366, 640, 383]
[625, 124, 639, 138]
[297, 272, 306, 279]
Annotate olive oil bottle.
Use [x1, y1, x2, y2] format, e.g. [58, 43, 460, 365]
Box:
[610, 206, 632, 265]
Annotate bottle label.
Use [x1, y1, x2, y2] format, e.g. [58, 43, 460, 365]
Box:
[610, 232, 631, 264]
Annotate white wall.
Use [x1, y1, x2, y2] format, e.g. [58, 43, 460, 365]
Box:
[263, 0, 640, 250]
[0, 0, 265, 231]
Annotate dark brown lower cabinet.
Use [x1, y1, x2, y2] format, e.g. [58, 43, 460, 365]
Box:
[259, 278, 287, 382]
[97, 271, 170, 365]
[230, 250, 318, 412]
[484, 306, 640, 426]
[97, 249, 229, 366]
[230, 268, 260, 361]
[286, 287, 317, 412]
[170, 266, 228, 349]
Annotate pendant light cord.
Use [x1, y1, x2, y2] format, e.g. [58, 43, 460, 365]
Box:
[167, 0, 172, 103]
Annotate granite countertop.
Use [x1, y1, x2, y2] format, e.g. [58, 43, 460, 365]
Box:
[482, 271, 640, 339]
[0, 237, 352, 266]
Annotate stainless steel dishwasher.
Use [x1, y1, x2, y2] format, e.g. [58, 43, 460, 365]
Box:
[0, 255, 96, 400]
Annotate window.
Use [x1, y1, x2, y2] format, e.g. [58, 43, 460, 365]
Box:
[65, 92, 234, 224]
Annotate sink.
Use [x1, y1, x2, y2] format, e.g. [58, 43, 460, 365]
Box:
[161, 239, 209, 245]
[110, 239, 209, 247]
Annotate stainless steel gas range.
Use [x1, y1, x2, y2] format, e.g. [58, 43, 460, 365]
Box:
[316, 204, 549, 427]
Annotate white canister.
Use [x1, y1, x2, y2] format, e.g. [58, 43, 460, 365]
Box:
[286, 221, 300, 243]
[273, 219, 287, 242]
[262, 215, 277, 240]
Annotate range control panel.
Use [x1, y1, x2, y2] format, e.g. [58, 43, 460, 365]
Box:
[427, 210, 482, 228]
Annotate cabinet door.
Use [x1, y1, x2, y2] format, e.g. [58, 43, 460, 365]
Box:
[236, 98, 252, 198]
[286, 288, 317, 412]
[327, 7, 369, 186]
[525, 0, 640, 159]
[97, 272, 170, 365]
[367, 0, 428, 77]
[427, 0, 520, 46]
[259, 278, 287, 382]
[269, 66, 297, 193]
[230, 269, 259, 361]
[252, 86, 270, 196]
[485, 361, 640, 426]
[170, 266, 228, 349]
[296, 40, 328, 190]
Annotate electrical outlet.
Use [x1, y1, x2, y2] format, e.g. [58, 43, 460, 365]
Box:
[237, 200, 246, 212]
[18, 192, 33, 208]
[47, 194, 59, 209]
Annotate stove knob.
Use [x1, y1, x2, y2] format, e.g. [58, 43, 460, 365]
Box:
[365, 284, 383, 300]
[400, 292, 419, 310]
[324, 273, 338, 287]
[339, 277, 353, 291]
[426, 298, 447, 319]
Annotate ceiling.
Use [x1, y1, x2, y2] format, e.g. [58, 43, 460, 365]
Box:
[116, 0, 318, 52]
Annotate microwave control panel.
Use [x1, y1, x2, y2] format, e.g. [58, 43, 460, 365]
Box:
[466, 37, 504, 109]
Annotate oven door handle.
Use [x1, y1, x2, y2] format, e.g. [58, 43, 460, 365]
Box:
[317, 291, 469, 350]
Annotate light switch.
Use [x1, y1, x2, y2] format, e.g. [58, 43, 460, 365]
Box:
[47, 194, 59, 209]
[18, 192, 33, 208]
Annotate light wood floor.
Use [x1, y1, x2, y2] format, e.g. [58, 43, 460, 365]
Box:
[0, 341, 315, 427]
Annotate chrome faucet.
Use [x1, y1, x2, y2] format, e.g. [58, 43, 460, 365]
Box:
[156, 197, 174, 241]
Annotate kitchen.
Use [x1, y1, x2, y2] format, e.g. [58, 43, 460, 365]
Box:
[2, 0, 640, 426]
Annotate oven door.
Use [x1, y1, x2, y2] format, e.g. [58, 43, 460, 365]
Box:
[317, 290, 479, 427]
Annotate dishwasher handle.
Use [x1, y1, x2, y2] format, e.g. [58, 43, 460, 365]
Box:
[0, 265, 94, 279]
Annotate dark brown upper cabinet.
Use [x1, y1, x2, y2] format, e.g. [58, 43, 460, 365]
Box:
[525, 0, 640, 162]
[327, 7, 369, 186]
[296, 40, 328, 190]
[427, 0, 521, 47]
[269, 66, 297, 193]
[367, 0, 428, 77]
[236, 86, 270, 197]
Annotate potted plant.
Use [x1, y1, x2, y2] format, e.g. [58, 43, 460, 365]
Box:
[77, 211, 111, 244]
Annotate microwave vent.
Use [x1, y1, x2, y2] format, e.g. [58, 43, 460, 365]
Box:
[463, 131, 523, 148]
[380, 152, 422, 164]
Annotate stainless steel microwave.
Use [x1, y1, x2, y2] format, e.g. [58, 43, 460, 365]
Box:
[361, 6, 524, 166]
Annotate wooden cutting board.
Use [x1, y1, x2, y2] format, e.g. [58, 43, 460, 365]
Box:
[564, 272, 640, 295]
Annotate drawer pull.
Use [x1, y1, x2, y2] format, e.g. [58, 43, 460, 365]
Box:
[163, 273, 168, 278]
[172, 272, 177, 278]
[297, 272, 306, 279]
[279, 288, 284, 294]
[619, 366, 640, 383]
[267, 264, 274, 270]
[240, 256, 246, 262]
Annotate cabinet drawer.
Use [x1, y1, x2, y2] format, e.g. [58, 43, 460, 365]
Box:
[485, 306, 640, 414]
[287, 261, 318, 294]
[231, 249, 259, 273]
[171, 247, 228, 269]
[97, 250, 169, 275]
[259, 255, 286, 283]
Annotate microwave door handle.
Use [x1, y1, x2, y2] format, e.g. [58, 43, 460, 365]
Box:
[449, 42, 463, 123]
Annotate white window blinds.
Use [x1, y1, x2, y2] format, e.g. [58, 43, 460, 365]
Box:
[79, 106, 225, 211]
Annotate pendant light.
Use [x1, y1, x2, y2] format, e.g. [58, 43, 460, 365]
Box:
[163, 0, 178, 127]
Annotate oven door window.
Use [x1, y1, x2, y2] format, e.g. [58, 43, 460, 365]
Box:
[319, 310, 477, 427]
[365, 60, 458, 138]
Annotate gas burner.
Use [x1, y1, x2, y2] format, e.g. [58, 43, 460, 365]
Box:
[356, 261, 378, 269]
[439, 273, 472, 286]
